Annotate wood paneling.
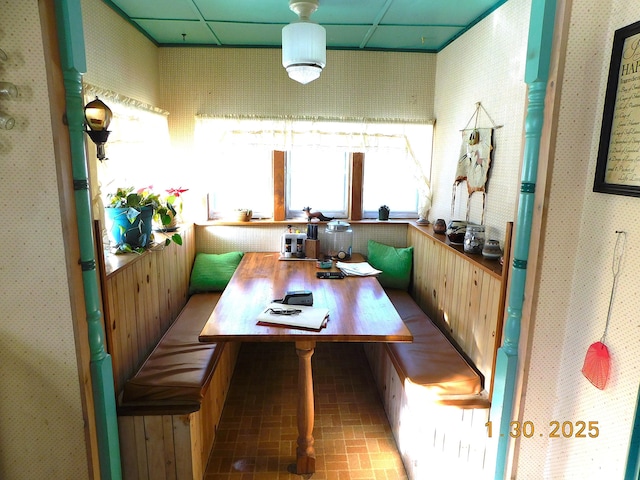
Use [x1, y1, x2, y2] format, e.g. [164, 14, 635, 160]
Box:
[101, 224, 196, 394]
[407, 223, 511, 395]
[117, 341, 240, 480]
[365, 223, 511, 478]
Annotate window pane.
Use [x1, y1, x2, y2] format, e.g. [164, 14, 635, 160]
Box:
[208, 147, 273, 218]
[362, 150, 418, 217]
[286, 149, 348, 218]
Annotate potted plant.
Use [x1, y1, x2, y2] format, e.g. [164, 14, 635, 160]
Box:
[105, 186, 182, 254]
[154, 187, 188, 232]
[234, 208, 252, 222]
[378, 205, 390, 221]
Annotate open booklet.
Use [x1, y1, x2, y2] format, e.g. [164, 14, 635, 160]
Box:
[256, 303, 330, 331]
[335, 261, 382, 276]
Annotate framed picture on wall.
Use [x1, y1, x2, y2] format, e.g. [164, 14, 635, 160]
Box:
[594, 19, 640, 197]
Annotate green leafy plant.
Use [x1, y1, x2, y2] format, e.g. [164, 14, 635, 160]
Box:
[155, 188, 188, 230]
[106, 186, 183, 254]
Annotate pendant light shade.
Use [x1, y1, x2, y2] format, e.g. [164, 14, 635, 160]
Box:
[282, 0, 326, 85]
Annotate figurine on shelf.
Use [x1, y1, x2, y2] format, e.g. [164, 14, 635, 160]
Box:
[303, 207, 333, 222]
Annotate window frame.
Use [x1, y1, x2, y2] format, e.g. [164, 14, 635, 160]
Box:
[284, 150, 351, 220]
[269, 150, 416, 221]
[197, 119, 433, 222]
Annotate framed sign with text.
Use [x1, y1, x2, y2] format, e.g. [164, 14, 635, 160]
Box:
[594, 20, 640, 197]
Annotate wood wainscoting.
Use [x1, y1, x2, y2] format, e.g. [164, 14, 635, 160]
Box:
[365, 222, 512, 478]
[97, 223, 196, 394]
[407, 222, 511, 398]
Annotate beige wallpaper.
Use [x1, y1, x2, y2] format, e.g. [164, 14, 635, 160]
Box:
[517, 0, 640, 477]
[196, 223, 408, 255]
[158, 47, 437, 222]
[0, 3, 89, 479]
[431, 0, 530, 245]
[81, 0, 160, 106]
[159, 47, 436, 146]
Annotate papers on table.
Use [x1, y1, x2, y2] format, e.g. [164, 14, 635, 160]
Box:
[256, 303, 329, 331]
[336, 261, 382, 277]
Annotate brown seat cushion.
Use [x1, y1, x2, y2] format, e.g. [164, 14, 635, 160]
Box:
[385, 289, 482, 397]
[119, 292, 223, 415]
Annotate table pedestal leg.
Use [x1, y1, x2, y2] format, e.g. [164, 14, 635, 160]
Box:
[295, 341, 316, 475]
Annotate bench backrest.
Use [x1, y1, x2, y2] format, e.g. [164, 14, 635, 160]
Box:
[98, 223, 196, 394]
[407, 223, 512, 398]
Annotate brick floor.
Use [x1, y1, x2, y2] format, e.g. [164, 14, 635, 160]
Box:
[205, 342, 407, 479]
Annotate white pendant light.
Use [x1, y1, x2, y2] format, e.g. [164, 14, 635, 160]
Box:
[282, 0, 326, 84]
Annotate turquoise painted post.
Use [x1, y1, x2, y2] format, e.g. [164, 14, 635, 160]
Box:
[490, 0, 557, 478]
[53, 1, 122, 478]
[624, 384, 640, 479]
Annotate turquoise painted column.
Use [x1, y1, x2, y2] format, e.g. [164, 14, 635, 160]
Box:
[53, 1, 122, 478]
[490, 0, 557, 478]
[624, 384, 640, 479]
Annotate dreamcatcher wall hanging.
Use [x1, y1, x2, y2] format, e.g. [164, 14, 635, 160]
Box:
[451, 102, 501, 224]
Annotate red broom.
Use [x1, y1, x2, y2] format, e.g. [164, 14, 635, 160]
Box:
[582, 231, 626, 390]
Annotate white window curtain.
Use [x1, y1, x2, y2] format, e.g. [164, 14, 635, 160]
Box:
[83, 84, 172, 201]
[83, 84, 173, 247]
[194, 116, 433, 218]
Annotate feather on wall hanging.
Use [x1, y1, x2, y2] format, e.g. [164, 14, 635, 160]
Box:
[451, 102, 501, 224]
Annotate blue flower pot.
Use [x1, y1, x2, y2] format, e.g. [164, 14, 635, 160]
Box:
[105, 206, 154, 249]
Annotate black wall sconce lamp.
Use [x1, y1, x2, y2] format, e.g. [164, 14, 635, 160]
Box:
[84, 97, 112, 161]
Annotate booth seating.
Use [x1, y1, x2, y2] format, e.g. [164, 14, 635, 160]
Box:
[117, 292, 240, 480]
[384, 288, 488, 407]
[364, 224, 512, 479]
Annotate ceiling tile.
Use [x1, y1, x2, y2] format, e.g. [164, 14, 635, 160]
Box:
[134, 19, 221, 44]
[210, 22, 284, 47]
[102, 0, 508, 52]
[194, 0, 292, 23]
[366, 25, 463, 51]
[107, 0, 198, 20]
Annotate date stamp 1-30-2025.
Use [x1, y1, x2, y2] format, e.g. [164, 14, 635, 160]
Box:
[486, 421, 600, 439]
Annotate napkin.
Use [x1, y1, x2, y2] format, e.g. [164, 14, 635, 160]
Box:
[336, 261, 382, 277]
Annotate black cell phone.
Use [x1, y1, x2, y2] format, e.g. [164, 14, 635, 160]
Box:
[316, 271, 345, 279]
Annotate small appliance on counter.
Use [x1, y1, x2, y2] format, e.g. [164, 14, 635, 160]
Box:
[281, 226, 307, 258]
[325, 220, 352, 260]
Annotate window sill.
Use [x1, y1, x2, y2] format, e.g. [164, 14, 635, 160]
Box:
[102, 228, 189, 278]
[197, 218, 421, 227]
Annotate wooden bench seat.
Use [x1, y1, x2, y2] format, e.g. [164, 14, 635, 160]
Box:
[384, 289, 489, 408]
[364, 286, 493, 480]
[117, 292, 239, 480]
[119, 293, 226, 415]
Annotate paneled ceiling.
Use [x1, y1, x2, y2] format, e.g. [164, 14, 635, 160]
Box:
[102, 0, 508, 52]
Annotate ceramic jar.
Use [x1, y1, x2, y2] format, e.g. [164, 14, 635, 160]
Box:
[482, 239, 502, 259]
[433, 218, 447, 234]
[463, 224, 485, 254]
[446, 220, 467, 245]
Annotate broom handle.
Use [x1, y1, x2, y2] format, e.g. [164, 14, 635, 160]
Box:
[602, 231, 626, 344]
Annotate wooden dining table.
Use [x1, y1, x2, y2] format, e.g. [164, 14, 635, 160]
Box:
[199, 252, 413, 475]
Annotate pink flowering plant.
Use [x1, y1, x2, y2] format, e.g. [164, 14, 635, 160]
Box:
[156, 187, 188, 229]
